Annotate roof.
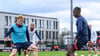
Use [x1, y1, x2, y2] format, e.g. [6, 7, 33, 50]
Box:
[0, 11, 58, 20]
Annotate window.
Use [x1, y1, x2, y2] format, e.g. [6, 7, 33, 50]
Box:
[44, 20, 47, 29]
[53, 31, 55, 39]
[49, 31, 51, 39]
[38, 20, 41, 28]
[9, 16, 12, 26]
[5, 16, 8, 26]
[27, 18, 29, 25]
[42, 31, 44, 39]
[56, 32, 58, 40]
[56, 21, 58, 29]
[53, 21, 55, 29]
[46, 31, 48, 39]
[47, 20, 48, 29]
[41, 20, 44, 28]
[23, 18, 26, 24]
[4, 28, 8, 38]
[15, 17, 17, 23]
[35, 19, 37, 28]
[48, 20, 51, 29]
[32, 19, 34, 22]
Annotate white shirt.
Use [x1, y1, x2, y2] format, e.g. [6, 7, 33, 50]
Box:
[91, 29, 97, 43]
[28, 29, 39, 45]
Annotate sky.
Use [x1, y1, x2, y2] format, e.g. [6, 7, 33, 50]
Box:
[0, 0, 100, 32]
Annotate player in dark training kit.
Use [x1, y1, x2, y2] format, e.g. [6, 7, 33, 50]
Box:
[66, 7, 89, 56]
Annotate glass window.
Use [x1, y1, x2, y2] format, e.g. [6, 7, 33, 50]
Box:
[42, 31, 44, 39]
[48, 20, 51, 29]
[56, 32, 58, 40]
[5, 16, 8, 26]
[38, 20, 41, 28]
[49, 31, 51, 39]
[35, 19, 37, 28]
[23, 18, 26, 24]
[4, 28, 8, 38]
[46, 31, 48, 39]
[9, 16, 12, 26]
[56, 21, 58, 29]
[53, 21, 55, 29]
[32, 19, 34, 22]
[44, 20, 47, 29]
[15, 17, 17, 23]
[53, 31, 55, 39]
[41, 20, 44, 28]
[27, 18, 29, 25]
[47, 20, 48, 29]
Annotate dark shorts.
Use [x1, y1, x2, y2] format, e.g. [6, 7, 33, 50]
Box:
[71, 36, 88, 50]
[13, 42, 32, 50]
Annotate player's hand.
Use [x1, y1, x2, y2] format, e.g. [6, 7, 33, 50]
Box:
[41, 40, 44, 43]
[4, 37, 8, 42]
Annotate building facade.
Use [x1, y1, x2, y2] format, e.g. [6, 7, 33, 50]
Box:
[0, 11, 59, 47]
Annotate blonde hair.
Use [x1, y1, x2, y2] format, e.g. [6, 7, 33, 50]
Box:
[17, 15, 24, 20]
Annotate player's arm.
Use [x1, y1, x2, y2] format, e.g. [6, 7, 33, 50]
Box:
[35, 31, 41, 40]
[88, 26, 91, 41]
[4, 27, 14, 41]
[35, 31, 44, 43]
[76, 19, 83, 39]
[26, 26, 30, 42]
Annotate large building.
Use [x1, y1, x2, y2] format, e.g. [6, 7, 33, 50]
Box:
[0, 11, 59, 48]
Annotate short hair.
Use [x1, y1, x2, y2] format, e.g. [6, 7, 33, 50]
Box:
[17, 15, 24, 20]
[30, 22, 35, 25]
[74, 7, 81, 13]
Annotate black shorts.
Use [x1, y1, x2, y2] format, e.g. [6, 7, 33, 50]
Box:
[71, 36, 88, 50]
[13, 42, 32, 50]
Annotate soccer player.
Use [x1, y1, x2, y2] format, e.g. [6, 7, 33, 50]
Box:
[4, 15, 38, 56]
[24, 22, 43, 56]
[66, 7, 89, 56]
[88, 25, 98, 56]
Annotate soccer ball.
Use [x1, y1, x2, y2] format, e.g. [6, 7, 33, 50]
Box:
[74, 53, 77, 56]
[81, 54, 84, 56]
[93, 55, 95, 56]
[26, 54, 28, 56]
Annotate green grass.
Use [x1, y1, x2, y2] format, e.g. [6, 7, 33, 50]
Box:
[0, 51, 100, 56]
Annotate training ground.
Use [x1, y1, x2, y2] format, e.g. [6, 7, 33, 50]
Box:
[0, 51, 100, 56]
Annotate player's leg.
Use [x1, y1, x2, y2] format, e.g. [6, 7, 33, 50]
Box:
[23, 42, 38, 56]
[27, 44, 38, 56]
[93, 47, 98, 56]
[88, 47, 91, 56]
[66, 43, 75, 56]
[24, 50, 28, 56]
[10, 43, 21, 56]
[10, 49, 17, 56]
[28, 50, 32, 56]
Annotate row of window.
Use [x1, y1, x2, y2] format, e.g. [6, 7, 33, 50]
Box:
[5, 16, 58, 29]
[38, 30, 58, 40]
[4, 28, 58, 40]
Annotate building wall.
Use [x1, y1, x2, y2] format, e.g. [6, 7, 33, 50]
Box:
[0, 12, 59, 43]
